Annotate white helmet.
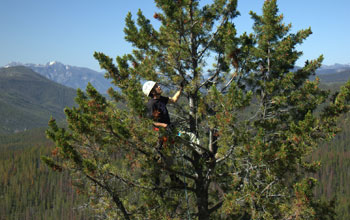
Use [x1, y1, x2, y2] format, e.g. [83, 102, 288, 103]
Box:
[142, 81, 156, 96]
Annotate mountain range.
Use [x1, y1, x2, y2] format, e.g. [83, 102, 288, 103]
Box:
[3, 61, 350, 90]
[1, 62, 350, 134]
[316, 63, 350, 75]
[0, 66, 76, 134]
[4, 61, 112, 94]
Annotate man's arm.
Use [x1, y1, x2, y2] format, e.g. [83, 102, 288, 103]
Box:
[153, 122, 168, 128]
[168, 87, 183, 104]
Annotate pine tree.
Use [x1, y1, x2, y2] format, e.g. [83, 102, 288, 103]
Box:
[42, 0, 350, 219]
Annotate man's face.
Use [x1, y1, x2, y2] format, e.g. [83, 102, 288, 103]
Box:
[152, 84, 162, 95]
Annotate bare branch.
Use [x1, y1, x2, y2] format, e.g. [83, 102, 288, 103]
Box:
[198, 53, 223, 90]
[197, 16, 228, 61]
[260, 180, 276, 195]
[220, 69, 239, 93]
[216, 145, 235, 163]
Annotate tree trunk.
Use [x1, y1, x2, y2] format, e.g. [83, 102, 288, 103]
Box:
[196, 179, 210, 220]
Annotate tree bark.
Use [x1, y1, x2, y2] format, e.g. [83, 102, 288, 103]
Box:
[196, 179, 210, 220]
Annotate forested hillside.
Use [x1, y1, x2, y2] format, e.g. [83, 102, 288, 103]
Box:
[0, 128, 90, 219]
[311, 114, 350, 219]
[306, 80, 350, 219]
[0, 66, 76, 134]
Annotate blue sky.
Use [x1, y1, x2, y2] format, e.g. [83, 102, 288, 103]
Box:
[1, 0, 349, 71]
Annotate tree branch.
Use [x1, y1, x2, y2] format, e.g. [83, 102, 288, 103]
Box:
[198, 53, 223, 90]
[197, 16, 228, 61]
[85, 174, 130, 220]
[208, 200, 224, 214]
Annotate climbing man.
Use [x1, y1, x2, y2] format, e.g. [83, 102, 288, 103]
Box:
[142, 81, 184, 188]
[143, 80, 202, 155]
[142, 81, 183, 132]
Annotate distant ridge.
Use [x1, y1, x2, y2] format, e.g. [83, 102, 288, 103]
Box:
[312, 69, 350, 83]
[4, 61, 350, 91]
[317, 63, 350, 75]
[4, 61, 112, 94]
[0, 66, 76, 134]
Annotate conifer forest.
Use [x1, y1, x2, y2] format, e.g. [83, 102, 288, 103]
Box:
[2, 0, 350, 219]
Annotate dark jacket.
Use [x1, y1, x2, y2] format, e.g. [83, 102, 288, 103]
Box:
[147, 96, 170, 125]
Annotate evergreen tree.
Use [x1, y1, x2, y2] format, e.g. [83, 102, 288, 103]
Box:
[42, 0, 350, 219]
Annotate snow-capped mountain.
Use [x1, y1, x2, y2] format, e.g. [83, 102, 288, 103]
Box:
[4, 61, 112, 93]
[316, 63, 350, 75]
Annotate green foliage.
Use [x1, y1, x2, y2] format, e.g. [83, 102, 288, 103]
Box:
[43, 0, 350, 219]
